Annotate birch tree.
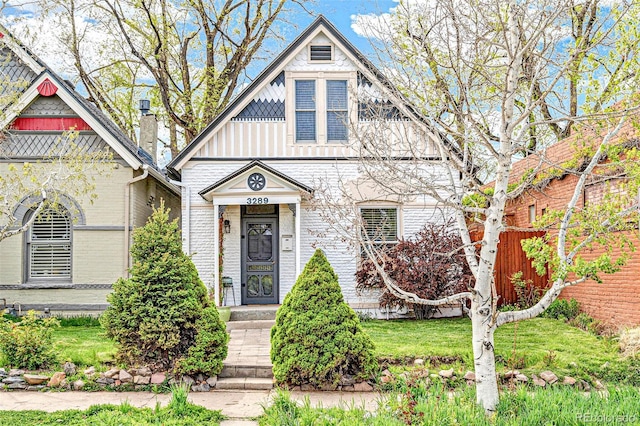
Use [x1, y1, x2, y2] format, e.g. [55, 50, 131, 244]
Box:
[332, 0, 640, 413]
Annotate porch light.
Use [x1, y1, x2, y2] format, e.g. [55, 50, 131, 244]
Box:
[223, 219, 231, 234]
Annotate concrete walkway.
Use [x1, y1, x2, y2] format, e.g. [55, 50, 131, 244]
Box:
[0, 389, 382, 425]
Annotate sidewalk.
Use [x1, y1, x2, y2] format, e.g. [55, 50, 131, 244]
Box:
[0, 389, 381, 424]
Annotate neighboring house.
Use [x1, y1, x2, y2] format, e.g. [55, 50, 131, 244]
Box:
[0, 28, 180, 314]
[167, 16, 453, 315]
[505, 124, 640, 326]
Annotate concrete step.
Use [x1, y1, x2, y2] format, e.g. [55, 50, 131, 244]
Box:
[229, 306, 278, 321]
[225, 319, 275, 330]
[216, 377, 273, 390]
[220, 364, 273, 379]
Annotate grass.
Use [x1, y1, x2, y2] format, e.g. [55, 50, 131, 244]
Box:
[53, 326, 117, 368]
[362, 317, 623, 378]
[260, 386, 640, 425]
[0, 385, 224, 425]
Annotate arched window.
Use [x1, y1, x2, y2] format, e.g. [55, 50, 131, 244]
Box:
[26, 206, 72, 280]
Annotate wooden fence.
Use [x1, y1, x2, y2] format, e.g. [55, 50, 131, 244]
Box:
[470, 230, 550, 306]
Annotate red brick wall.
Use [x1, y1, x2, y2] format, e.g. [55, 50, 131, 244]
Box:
[506, 172, 640, 326]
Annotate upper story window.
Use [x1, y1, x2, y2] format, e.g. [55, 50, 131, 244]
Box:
[295, 80, 316, 142]
[309, 45, 333, 61]
[294, 78, 348, 144]
[327, 80, 348, 142]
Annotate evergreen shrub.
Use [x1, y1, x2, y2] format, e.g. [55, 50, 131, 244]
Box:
[0, 310, 59, 369]
[270, 249, 377, 388]
[100, 203, 228, 374]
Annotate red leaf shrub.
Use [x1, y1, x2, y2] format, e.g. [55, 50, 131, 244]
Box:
[356, 221, 474, 319]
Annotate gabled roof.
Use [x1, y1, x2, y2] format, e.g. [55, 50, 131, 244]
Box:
[0, 25, 153, 170]
[168, 15, 437, 176]
[199, 160, 313, 201]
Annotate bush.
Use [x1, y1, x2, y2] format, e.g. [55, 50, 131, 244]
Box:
[0, 310, 59, 369]
[356, 222, 473, 319]
[510, 271, 542, 309]
[100, 203, 227, 374]
[541, 298, 580, 321]
[271, 249, 377, 388]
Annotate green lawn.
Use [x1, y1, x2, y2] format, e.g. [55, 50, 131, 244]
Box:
[53, 326, 117, 367]
[362, 317, 622, 377]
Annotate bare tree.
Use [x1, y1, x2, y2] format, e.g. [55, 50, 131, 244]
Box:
[7, 0, 311, 156]
[320, 0, 640, 413]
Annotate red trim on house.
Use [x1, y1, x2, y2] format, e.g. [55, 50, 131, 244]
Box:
[11, 117, 92, 131]
[0, 33, 4, 38]
[37, 78, 58, 97]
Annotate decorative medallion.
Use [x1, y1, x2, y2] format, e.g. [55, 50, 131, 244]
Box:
[247, 172, 266, 191]
[37, 78, 58, 97]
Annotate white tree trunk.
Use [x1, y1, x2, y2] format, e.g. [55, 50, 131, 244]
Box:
[471, 299, 499, 412]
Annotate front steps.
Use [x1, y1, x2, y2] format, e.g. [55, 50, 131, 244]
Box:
[216, 306, 278, 390]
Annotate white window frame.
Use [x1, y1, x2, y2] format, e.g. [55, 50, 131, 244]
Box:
[287, 71, 357, 145]
[308, 44, 334, 63]
[359, 206, 400, 259]
[26, 206, 72, 281]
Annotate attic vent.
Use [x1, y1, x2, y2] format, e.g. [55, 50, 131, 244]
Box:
[310, 45, 332, 61]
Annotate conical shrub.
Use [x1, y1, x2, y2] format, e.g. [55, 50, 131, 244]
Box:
[270, 249, 377, 387]
[101, 202, 228, 374]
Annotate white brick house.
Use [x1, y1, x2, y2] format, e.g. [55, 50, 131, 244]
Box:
[168, 16, 450, 311]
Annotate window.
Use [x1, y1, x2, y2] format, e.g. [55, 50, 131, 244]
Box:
[309, 45, 332, 61]
[528, 204, 536, 224]
[27, 206, 72, 280]
[295, 80, 316, 142]
[327, 80, 348, 142]
[294, 78, 348, 143]
[360, 208, 398, 256]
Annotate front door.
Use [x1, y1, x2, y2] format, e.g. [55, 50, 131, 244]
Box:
[241, 217, 278, 304]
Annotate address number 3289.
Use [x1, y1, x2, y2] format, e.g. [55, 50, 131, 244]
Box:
[246, 197, 269, 205]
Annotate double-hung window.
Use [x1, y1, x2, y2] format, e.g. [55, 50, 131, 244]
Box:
[360, 207, 398, 257]
[326, 80, 348, 142]
[294, 78, 348, 143]
[295, 80, 316, 142]
[27, 207, 72, 280]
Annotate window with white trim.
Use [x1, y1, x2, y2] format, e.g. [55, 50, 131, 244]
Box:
[360, 207, 398, 257]
[27, 207, 72, 280]
[294, 78, 348, 143]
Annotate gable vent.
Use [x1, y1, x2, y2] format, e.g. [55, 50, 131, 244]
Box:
[310, 45, 332, 61]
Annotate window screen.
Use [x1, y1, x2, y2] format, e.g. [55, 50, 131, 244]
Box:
[295, 80, 316, 142]
[360, 208, 398, 242]
[327, 80, 348, 142]
[28, 207, 72, 279]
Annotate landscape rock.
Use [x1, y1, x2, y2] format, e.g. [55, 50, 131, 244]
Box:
[73, 380, 85, 390]
[9, 369, 25, 376]
[26, 385, 45, 391]
[137, 367, 152, 377]
[354, 382, 374, 392]
[380, 375, 393, 384]
[196, 373, 205, 383]
[414, 358, 425, 366]
[84, 367, 96, 376]
[503, 370, 519, 379]
[104, 368, 119, 379]
[150, 373, 166, 385]
[2, 376, 26, 385]
[463, 371, 476, 381]
[47, 372, 66, 388]
[63, 362, 77, 376]
[134, 375, 151, 385]
[191, 383, 210, 392]
[577, 380, 591, 392]
[381, 369, 392, 377]
[181, 375, 195, 386]
[119, 370, 133, 383]
[95, 377, 114, 386]
[563, 376, 576, 386]
[300, 384, 314, 391]
[0, 368, 6, 377]
[319, 383, 338, 391]
[23, 374, 49, 385]
[515, 374, 529, 383]
[60, 379, 69, 389]
[206, 376, 217, 387]
[439, 369, 454, 379]
[532, 374, 546, 387]
[539, 371, 558, 384]
[115, 380, 122, 386]
[594, 380, 605, 390]
[7, 382, 28, 390]
[342, 385, 355, 392]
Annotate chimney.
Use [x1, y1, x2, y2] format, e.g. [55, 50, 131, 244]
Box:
[138, 99, 157, 164]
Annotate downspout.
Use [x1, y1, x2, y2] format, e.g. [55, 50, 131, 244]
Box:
[169, 179, 190, 255]
[123, 165, 149, 277]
